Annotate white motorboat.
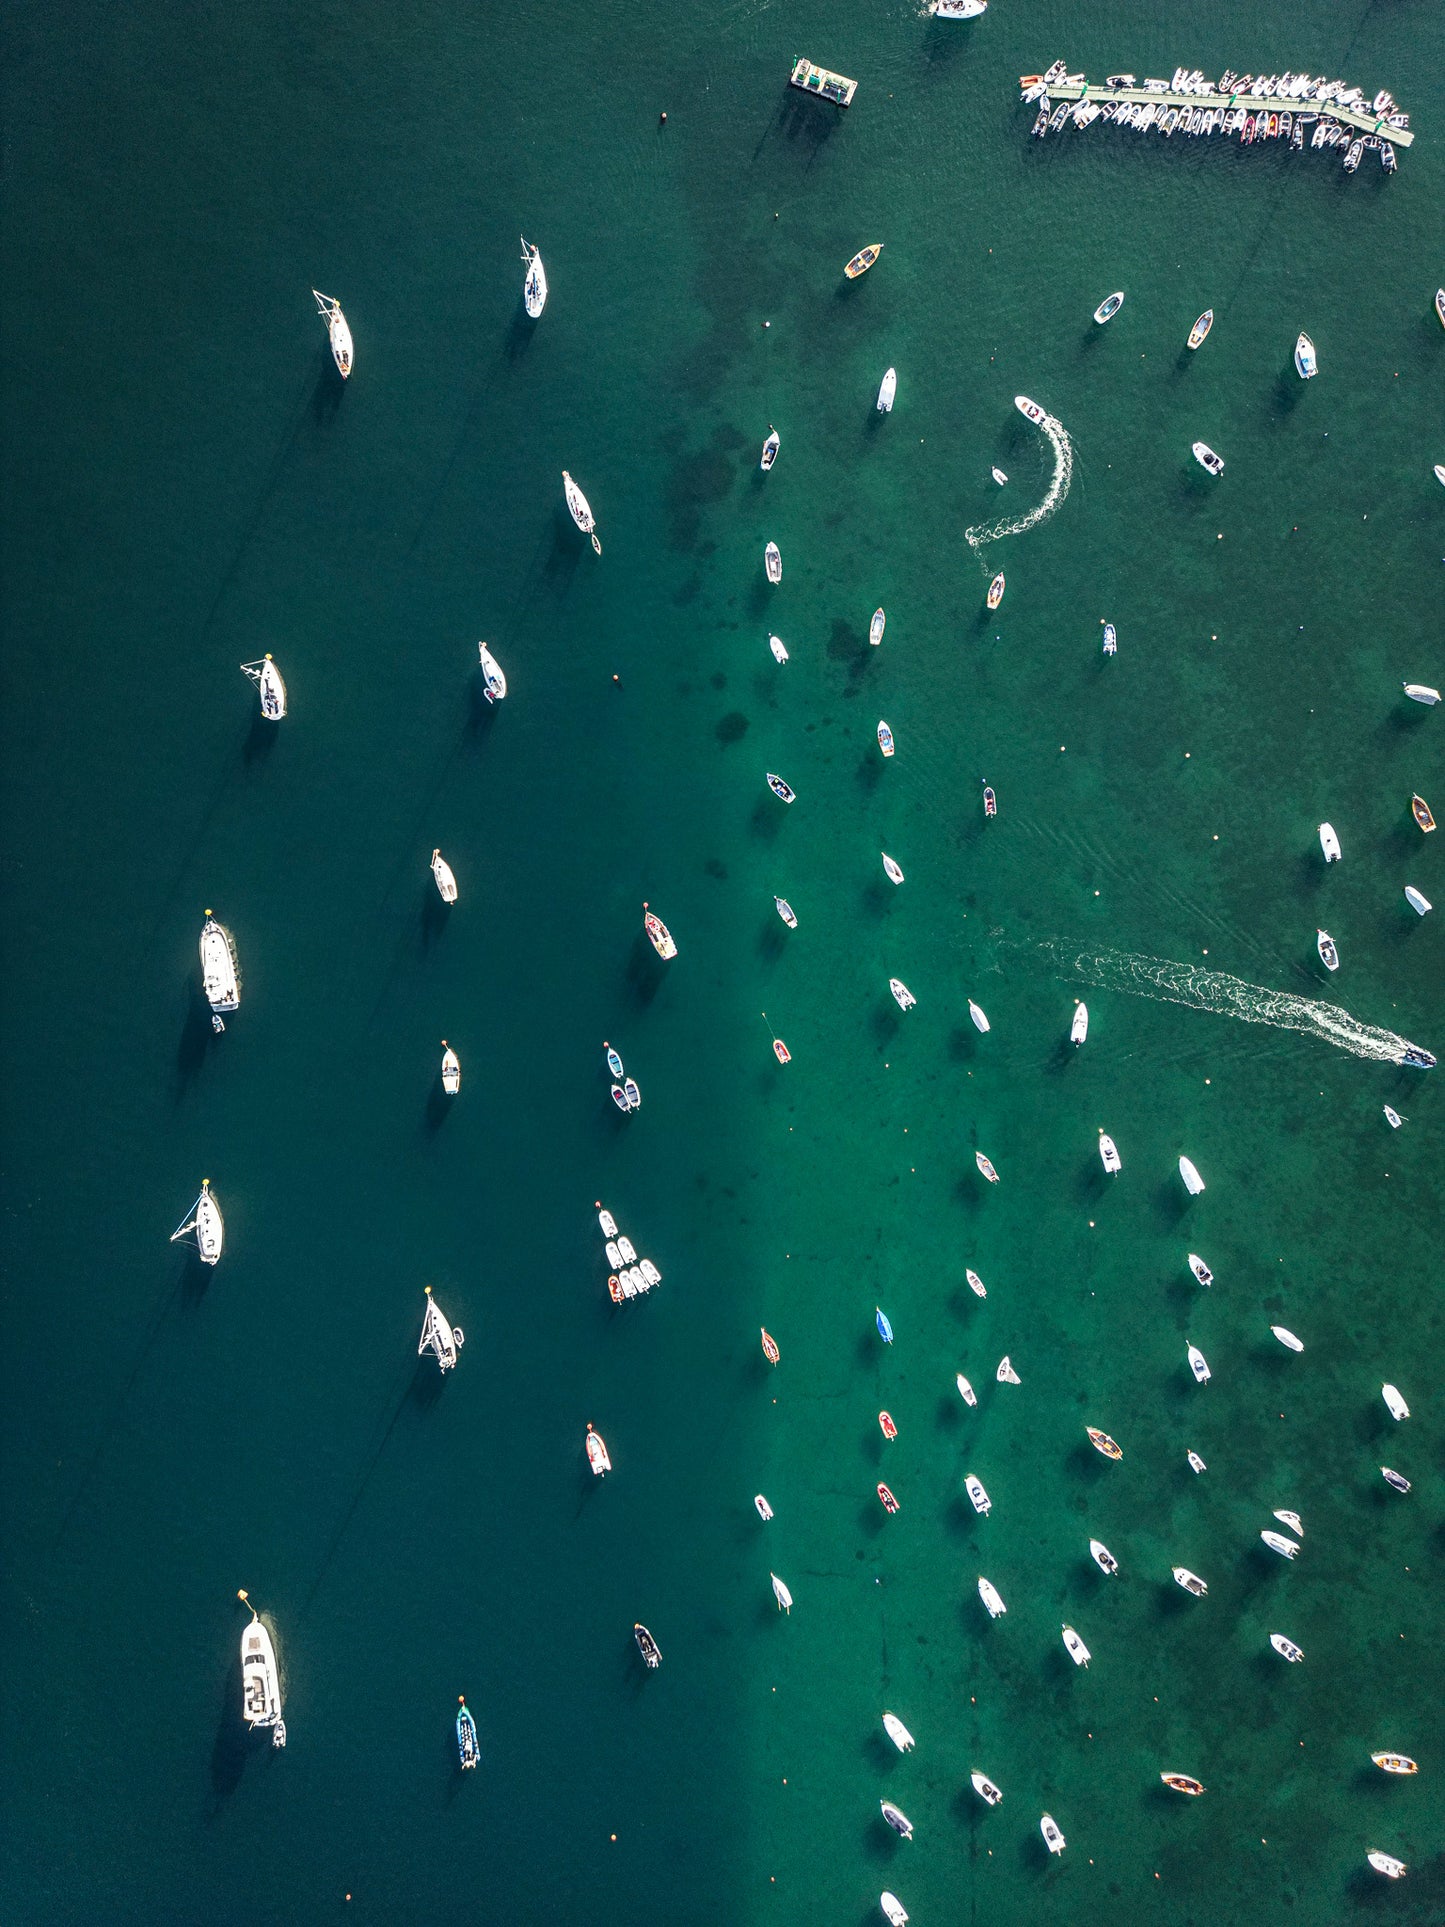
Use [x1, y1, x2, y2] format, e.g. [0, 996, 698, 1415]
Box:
[1186, 309, 1214, 351]
[877, 368, 897, 412]
[889, 978, 916, 1011]
[1187, 1450, 1206, 1474]
[965, 1269, 987, 1299]
[882, 853, 904, 885]
[1187, 1344, 1210, 1385]
[882, 1712, 915, 1752]
[418, 1286, 463, 1371]
[562, 471, 601, 555]
[1272, 1509, 1304, 1536]
[597, 1207, 618, 1239]
[639, 1258, 661, 1287]
[585, 1425, 611, 1475]
[771, 1572, 793, 1613]
[240, 655, 286, 720]
[605, 1044, 624, 1081]
[1014, 395, 1046, 426]
[1294, 331, 1318, 379]
[769, 634, 789, 664]
[774, 896, 797, 928]
[754, 1494, 774, 1520]
[1061, 1624, 1090, 1666]
[760, 428, 780, 471]
[996, 1356, 1020, 1385]
[1192, 441, 1224, 477]
[1381, 1467, 1411, 1494]
[171, 1179, 224, 1265]
[971, 1771, 1003, 1805]
[880, 1802, 914, 1840]
[1318, 822, 1340, 862]
[1173, 1566, 1208, 1597]
[519, 236, 547, 318]
[1179, 1156, 1205, 1195]
[200, 916, 240, 1032]
[1271, 1325, 1304, 1351]
[238, 1594, 284, 1739]
[478, 643, 507, 703]
[1366, 1852, 1407, 1879]
[1093, 291, 1125, 324]
[956, 1372, 977, 1406]
[1098, 1132, 1121, 1173]
[930, 0, 987, 14]
[965, 1474, 991, 1516]
[1270, 1633, 1303, 1662]
[877, 720, 895, 758]
[1040, 1814, 1066, 1856]
[977, 1576, 1007, 1617]
[1316, 929, 1338, 971]
[1187, 1252, 1213, 1287]
[1436, 464, 1445, 489]
[617, 1235, 637, 1264]
[1070, 1003, 1088, 1044]
[1402, 683, 1440, 705]
[440, 1043, 461, 1095]
[1384, 1106, 1403, 1129]
[880, 1894, 909, 1927]
[765, 542, 782, 584]
[605, 1239, 623, 1270]
[431, 849, 458, 902]
[1102, 622, 1117, 656]
[969, 1000, 990, 1034]
[991, 466, 1007, 484]
[986, 572, 1005, 610]
[1089, 1539, 1118, 1575]
[870, 608, 886, 647]
[313, 289, 352, 377]
[1404, 885, 1431, 915]
[766, 772, 795, 804]
[1382, 1383, 1409, 1421]
[1260, 1530, 1300, 1559]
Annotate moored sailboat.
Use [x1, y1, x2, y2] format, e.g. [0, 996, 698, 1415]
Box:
[171, 1179, 224, 1265]
[431, 850, 458, 902]
[519, 237, 547, 318]
[418, 1286, 464, 1371]
[478, 643, 507, 703]
[643, 907, 677, 958]
[562, 471, 601, 554]
[771, 1572, 793, 1613]
[312, 289, 352, 377]
[240, 655, 286, 719]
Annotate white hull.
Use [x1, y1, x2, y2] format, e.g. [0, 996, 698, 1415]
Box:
[965, 1475, 991, 1515]
[1270, 1633, 1304, 1662]
[771, 1572, 793, 1613]
[172, 1181, 224, 1265]
[585, 1426, 611, 1475]
[1040, 1815, 1066, 1855]
[882, 853, 904, 885]
[870, 608, 886, 646]
[1318, 822, 1340, 861]
[1271, 1324, 1304, 1351]
[1098, 1132, 1121, 1172]
[1261, 1530, 1300, 1559]
[931, 0, 986, 14]
[478, 643, 507, 703]
[520, 238, 547, 318]
[1179, 1156, 1205, 1194]
[313, 290, 352, 377]
[240, 1612, 282, 1729]
[597, 1207, 618, 1239]
[431, 850, 458, 902]
[1089, 1539, 1118, 1575]
[882, 1712, 915, 1752]
[441, 1045, 461, 1095]
[1382, 1383, 1409, 1421]
[881, 1894, 909, 1927]
[968, 1000, 990, 1033]
[200, 919, 240, 1019]
[1187, 1344, 1210, 1384]
[956, 1373, 977, 1405]
[1404, 886, 1431, 915]
[769, 635, 789, 664]
[1062, 1624, 1090, 1666]
[562, 471, 601, 553]
[419, 1288, 462, 1371]
[754, 1494, 773, 1520]
[1070, 1003, 1088, 1044]
[1294, 332, 1317, 378]
[889, 978, 915, 1011]
[764, 542, 782, 583]
[876, 368, 897, 412]
[240, 656, 286, 719]
[1402, 683, 1440, 705]
[977, 1577, 1006, 1617]
[965, 1269, 986, 1298]
[971, 1771, 1003, 1805]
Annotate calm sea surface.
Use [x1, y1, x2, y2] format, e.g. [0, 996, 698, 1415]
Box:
[2, 0, 1442, 1921]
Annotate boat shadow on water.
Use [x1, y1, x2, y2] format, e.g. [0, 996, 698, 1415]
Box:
[420, 879, 452, 950]
[465, 674, 501, 744]
[422, 1080, 453, 1136]
[206, 1655, 257, 1806]
[174, 987, 221, 1097]
[309, 353, 344, 427]
[241, 708, 278, 770]
[1269, 367, 1305, 419]
[623, 935, 667, 1007]
[504, 304, 537, 364]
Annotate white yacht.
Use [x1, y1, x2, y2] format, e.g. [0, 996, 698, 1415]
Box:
[1271, 1325, 1304, 1351]
[1179, 1156, 1205, 1195]
[1090, 1539, 1118, 1575]
[171, 1179, 224, 1265]
[968, 1000, 990, 1033]
[478, 643, 507, 703]
[771, 1573, 793, 1614]
[977, 1576, 1007, 1617]
[930, 0, 987, 14]
[1270, 1633, 1304, 1662]
[418, 1286, 464, 1371]
[1187, 1344, 1210, 1384]
[1070, 1003, 1088, 1044]
[889, 979, 916, 1011]
[520, 237, 547, 318]
[313, 289, 352, 377]
[882, 1712, 915, 1752]
[1382, 1383, 1409, 1421]
[431, 850, 458, 902]
[200, 916, 240, 1032]
[1061, 1624, 1090, 1666]
[876, 368, 897, 412]
[956, 1372, 977, 1406]
[971, 1771, 1003, 1805]
[1366, 1852, 1407, 1879]
[965, 1474, 991, 1515]
[562, 471, 601, 553]
[1098, 1132, 1121, 1173]
[765, 542, 782, 584]
[1318, 822, 1340, 862]
[1040, 1814, 1066, 1855]
[882, 853, 904, 885]
[1260, 1530, 1300, 1559]
[965, 1269, 987, 1299]
[870, 608, 886, 647]
[240, 656, 286, 720]
[440, 1042, 461, 1095]
[1173, 1567, 1208, 1597]
[996, 1356, 1020, 1385]
[238, 1593, 285, 1742]
[1187, 1252, 1213, 1287]
[880, 1895, 909, 1927]
[1294, 332, 1318, 378]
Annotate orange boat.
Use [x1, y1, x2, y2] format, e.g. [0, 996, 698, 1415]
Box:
[761, 1328, 780, 1365]
[986, 571, 1005, 610]
[877, 1483, 900, 1513]
[607, 1274, 623, 1303]
[1161, 1774, 1206, 1796]
[878, 1411, 898, 1440]
[1411, 792, 1436, 833]
[844, 243, 883, 280]
[1087, 1426, 1123, 1461]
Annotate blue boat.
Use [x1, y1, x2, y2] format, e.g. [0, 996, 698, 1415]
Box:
[456, 1698, 479, 1769]
[876, 1307, 894, 1344]
[604, 1043, 624, 1080]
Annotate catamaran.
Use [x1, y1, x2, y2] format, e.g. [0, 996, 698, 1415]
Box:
[237, 1592, 285, 1744]
[520, 237, 547, 318]
[441, 1043, 461, 1094]
[562, 471, 601, 554]
[478, 643, 507, 703]
[431, 850, 458, 902]
[200, 916, 240, 1032]
[418, 1286, 464, 1371]
[1070, 1003, 1088, 1044]
[585, 1425, 611, 1475]
[313, 290, 352, 377]
[171, 1180, 224, 1265]
[240, 656, 286, 719]
[877, 368, 897, 412]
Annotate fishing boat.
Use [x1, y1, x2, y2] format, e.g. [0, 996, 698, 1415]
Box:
[585, 1424, 611, 1475]
[845, 244, 883, 280]
[622, 1077, 641, 1109]
[1273, 1509, 1303, 1535]
[431, 850, 458, 902]
[313, 289, 352, 377]
[1179, 1156, 1205, 1195]
[877, 721, 895, 758]
[1381, 1467, 1411, 1494]
[634, 1624, 661, 1668]
[760, 427, 780, 471]
[765, 542, 782, 583]
[1191, 441, 1225, 477]
[419, 1287, 464, 1371]
[971, 1772, 1003, 1806]
[478, 643, 507, 703]
[440, 1043, 461, 1095]
[1403, 683, 1440, 704]
[771, 1572, 793, 1613]
[766, 773, 796, 804]
[1093, 291, 1125, 324]
[611, 1085, 631, 1113]
[199, 916, 240, 1031]
[1040, 1815, 1066, 1856]
[882, 853, 904, 885]
[1318, 822, 1340, 861]
[240, 655, 286, 719]
[889, 979, 916, 1011]
[1187, 1344, 1210, 1385]
[966, 1269, 987, 1299]
[1098, 1132, 1121, 1173]
[1271, 1325, 1303, 1351]
[597, 1206, 618, 1238]
[992, 466, 1008, 484]
[986, 572, 1005, 610]
[880, 1801, 913, 1840]
[877, 368, 897, 412]
[975, 1152, 999, 1184]
[878, 1410, 898, 1441]
[978, 1576, 1007, 1617]
[1367, 1852, 1407, 1879]
[956, 1373, 977, 1406]
[1187, 1450, 1207, 1474]
[1062, 1624, 1090, 1666]
[982, 785, 996, 817]
[456, 1697, 480, 1767]
[880, 1895, 909, 1927]
[1411, 793, 1435, 832]
[520, 236, 547, 318]
[1070, 1003, 1088, 1044]
[1173, 1567, 1208, 1597]
[965, 1474, 991, 1515]
[1186, 310, 1214, 350]
[1294, 332, 1318, 378]
[876, 1307, 894, 1344]
[1384, 1106, 1404, 1128]
[1102, 622, 1117, 656]
[1087, 1427, 1122, 1461]
[644, 909, 677, 958]
[1090, 1539, 1118, 1575]
[774, 896, 798, 928]
[769, 635, 789, 664]
[877, 1483, 900, 1514]
[1270, 1633, 1304, 1662]
[1371, 1753, 1417, 1775]
[1316, 929, 1339, 971]
[1187, 1252, 1213, 1287]
[1161, 1774, 1206, 1796]
[171, 1180, 224, 1265]
[561, 471, 601, 554]
[604, 1045, 624, 1081]
[761, 1328, 780, 1365]
[1382, 1383, 1409, 1421]
[969, 1000, 990, 1034]
[1261, 1530, 1300, 1559]
[237, 1595, 284, 1740]
[996, 1356, 1020, 1385]
[754, 1494, 774, 1520]
[1014, 395, 1046, 425]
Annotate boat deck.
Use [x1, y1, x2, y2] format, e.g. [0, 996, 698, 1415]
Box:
[1038, 79, 1413, 145]
[790, 58, 857, 108]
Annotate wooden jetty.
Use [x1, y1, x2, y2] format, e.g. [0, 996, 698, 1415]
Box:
[1037, 79, 1413, 146]
[790, 58, 857, 108]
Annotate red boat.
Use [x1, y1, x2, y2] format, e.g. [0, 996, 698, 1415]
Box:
[773, 1038, 791, 1064]
[878, 1411, 898, 1440]
[607, 1274, 623, 1304]
[877, 1483, 900, 1514]
[982, 785, 997, 818]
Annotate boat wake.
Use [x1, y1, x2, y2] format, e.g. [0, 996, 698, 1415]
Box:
[1036, 942, 1430, 1066]
[966, 408, 1074, 555]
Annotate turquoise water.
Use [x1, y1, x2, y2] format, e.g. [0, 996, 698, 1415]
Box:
[2, 0, 1442, 1920]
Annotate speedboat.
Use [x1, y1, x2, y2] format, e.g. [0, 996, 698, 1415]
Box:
[1161, 1774, 1206, 1796]
[238, 1596, 284, 1738]
[771, 1572, 793, 1613]
[1186, 310, 1214, 350]
[880, 1801, 913, 1839]
[520, 237, 547, 318]
[965, 1474, 991, 1515]
[1399, 1046, 1436, 1067]
[1319, 822, 1340, 861]
[971, 1771, 1003, 1805]
[1187, 1344, 1210, 1385]
[1102, 623, 1117, 656]
[1187, 1450, 1206, 1474]
[774, 896, 798, 928]
[240, 655, 286, 719]
[1179, 1156, 1205, 1194]
[870, 608, 886, 646]
[877, 1483, 900, 1514]
[978, 1576, 1007, 1617]
[562, 471, 601, 554]
[1187, 1253, 1213, 1287]
[440, 1043, 461, 1095]
[969, 1000, 990, 1034]
[1403, 683, 1441, 704]
[1411, 793, 1435, 833]
[1273, 1509, 1303, 1535]
[313, 289, 352, 377]
[1260, 1530, 1300, 1559]
[1192, 442, 1224, 477]
[760, 428, 780, 471]
[966, 1269, 987, 1298]
[171, 1180, 224, 1266]
[1173, 1567, 1208, 1597]
[1384, 1106, 1404, 1128]
[1014, 395, 1046, 426]
[986, 572, 1005, 610]
[1382, 1383, 1409, 1421]
[1271, 1325, 1303, 1351]
[765, 542, 782, 583]
[1316, 929, 1338, 971]
[419, 1287, 464, 1371]
[956, 1373, 977, 1406]
[585, 1425, 611, 1475]
[1071, 1003, 1088, 1044]
[597, 1206, 618, 1239]
[1040, 1814, 1066, 1856]
[1294, 332, 1318, 378]
[431, 849, 458, 902]
[769, 635, 789, 663]
[982, 785, 996, 817]
[634, 1624, 661, 1668]
[1061, 1624, 1090, 1666]
[878, 1410, 898, 1440]
[975, 1152, 999, 1184]
[844, 244, 884, 280]
[877, 368, 897, 412]
[766, 772, 795, 804]
[1098, 1132, 1121, 1173]
[1090, 1539, 1118, 1575]
[1270, 1634, 1304, 1662]
[478, 642, 507, 703]
[1343, 138, 1363, 172]
[996, 1356, 1020, 1385]
[880, 1895, 909, 1927]
[761, 1328, 780, 1364]
[1371, 1753, 1417, 1775]
[1093, 291, 1125, 324]
[644, 909, 677, 958]
[456, 1697, 480, 1767]
[876, 1307, 894, 1343]
[1367, 1853, 1407, 1880]
[200, 916, 240, 1032]
[991, 466, 1008, 484]
[1087, 1427, 1122, 1460]
[754, 1494, 774, 1520]
[604, 1044, 624, 1080]
[877, 721, 895, 758]
[889, 979, 916, 1011]
[1381, 1467, 1411, 1494]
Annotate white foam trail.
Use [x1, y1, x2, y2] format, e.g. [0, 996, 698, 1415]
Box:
[965, 408, 1074, 554]
[1038, 942, 1430, 1066]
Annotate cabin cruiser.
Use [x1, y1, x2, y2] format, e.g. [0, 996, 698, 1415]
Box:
[1382, 1384, 1409, 1421]
[1040, 1815, 1066, 1856]
[171, 1180, 224, 1265]
[585, 1425, 611, 1475]
[1090, 1539, 1118, 1575]
[520, 236, 547, 317]
[1187, 310, 1214, 350]
[1271, 1325, 1304, 1351]
[965, 1474, 991, 1516]
[1316, 929, 1338, 971]
[200, 916, 240, 1031]
[441, 1043, 461, 1094]
[1191, 442, 1224, 477]
[1179, 1156, 1205, 1195]
[966, 1269, 987, 1299]
[880, 1896, 909, 1927]
[1173, 1567, 1208, 1597]
[986, 572, 1005, 610]
[1381, 1467, 1411, 1494]
[769, 635, 789, 663]
[1318, 822, 1340, 861]
[1270, 1633, 1303, 1662]
[1367, 1853, 1407, 1880]
[880, 1801, 913, 1840]
[456, 1697, 479, 1767]
[238, 1595, 285, 1742]
[877, 721, 895, 758]
[969, 1000, 990, 1034]
[1294, 332, 1318, 379]
[1070, 1003, 1088, 1044]
[978, 1577, 1007, 1618]
[971, 1771, 1003, 1805]
[882, 853, 904, 885]
[1098, 1132, 1121, 1173]
[754, 1494, 773, 1521]
[1087, 1427, 1122, 1460]
[760, 427, 780, 471]
[562, 471, 601, 554]
[877, 368, 897, 412]
[764, 541, 782, 583]
[478, 643, 507, 703]
[1187, 1253, 1213, 1287]
[634, 1624, 661, 1668]
[975, 1152, 1000, 1184]
[996, 1356, 1020, 1385]
[1093, 291, 1124, 324]
[240, 655, 286, 719]
[1187, 1344, 1210, 1384]
[1260, 1530, 1300, 1559]
[1371, 1753, 1416, 1775]
[956, 1373, 977, 1406]
[431, 849, 458, 902]
[1014, 395, 1046, 426]
[766, 772, 795, 804]
[889, 979, 916, 1011]
[644, 909, 677, 958]
[771, 1572, 793, 1613]
[1061, 1624, 1090, 1666]
[774, 896, 798, 928]
[870, 608, 886, 646]
[1161, 1774, 1205, 1796]
[882, 1712, 914, 1752]
[313, 289, 352, 377]
[419, 1287, 464, 1371]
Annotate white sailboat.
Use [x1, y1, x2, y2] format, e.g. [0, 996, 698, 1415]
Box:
[171, 1179, 224, 1265]
[478, 643, 507, 703]
[520, 236, 547, 318]
[882, 1712, 915, 1752]
[977, 1576, 1007, 1617]
[562, 471, 601, 554]
[313, 289, 352, 377]
[876, 367, 897, 412]
[237, 1592, 285, 1743]
[995, 1356, 1020, 1385]
[956, 1372, 977, 1406]
[200, 916, 240, 1032]
[418, 1286, 464, 1371]
[240, 655, 286, 720]
[1070, 1003, 1088, 1044]
[1098, 1132, 1121, 1173]
[431, 849, 458, 902]
[771, 1572, 793, 1614]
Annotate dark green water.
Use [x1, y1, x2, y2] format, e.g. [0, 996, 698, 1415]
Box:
[3, 0, 1442, 1921]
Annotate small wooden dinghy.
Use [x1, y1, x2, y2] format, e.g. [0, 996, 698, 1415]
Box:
[1087, 1426, 1122, 1460]
[1410, 792, 1436, 832]
[431, 849, 458, 902]
[1186, 309, 1213, 350]
[764, 542, 782, 583]
[986, 572, 1005, 610]
[440, 1042, 461, 1095]
[1370, 1753, 1417, 1775]
[844, 244, 883, 279]
[1161, 1774, 1205, 1796]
